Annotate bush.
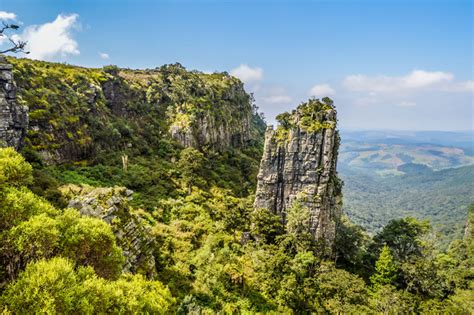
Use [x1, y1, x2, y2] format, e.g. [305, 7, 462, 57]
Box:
[0, 147, 33, 188]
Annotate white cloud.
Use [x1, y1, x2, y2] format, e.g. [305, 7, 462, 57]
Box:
[18, 14, 80, 61]
[343, 70, 453, 92]
[99, 52, 109, 59]
[230, 64, 263, 83]
[443, 80, 474, 92]
[397, 101, 417, 107]
[309, 84, 335, 97]
[0, 11, 16, 20]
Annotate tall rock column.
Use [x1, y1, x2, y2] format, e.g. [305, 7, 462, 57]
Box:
[254, 98, 342, 251]
[0, 56, 28, 150]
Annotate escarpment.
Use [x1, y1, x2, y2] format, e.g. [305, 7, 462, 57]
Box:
[0, 56, 28, 150]
[254, 98, 342, 251]
[5, 58, 264, 163]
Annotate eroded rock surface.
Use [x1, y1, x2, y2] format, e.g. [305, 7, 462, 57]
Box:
[61, 185, 156, 276]
[254, 98, 342, 251]
[0, 56, 27, 149]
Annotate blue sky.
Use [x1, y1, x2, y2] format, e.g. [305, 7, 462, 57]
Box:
[0, 0, 472, 130]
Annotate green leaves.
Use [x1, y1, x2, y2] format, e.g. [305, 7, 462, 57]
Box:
[2, 258, 174, 314]
[57, 209, 125, 279]
[370, 245, 398, 290]
[0, 147, 33, 188]
[373, 217, 431, 262]
[0, 186, 59, 230]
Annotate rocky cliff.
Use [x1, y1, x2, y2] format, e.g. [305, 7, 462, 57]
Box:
[6, 58, 264, 163]
[254, 98, 342, 251]
[0, 56, 28, 150]
[60, 184, 156, 277]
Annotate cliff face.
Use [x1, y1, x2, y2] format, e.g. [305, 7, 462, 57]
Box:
[254, 98, 342, 249]
[60, 185, 156, 277]
[0, 56, 28, 150]
[6, 58, 264, 163]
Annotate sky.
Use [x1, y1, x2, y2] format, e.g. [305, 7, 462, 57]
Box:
[0, 0, 472, 131]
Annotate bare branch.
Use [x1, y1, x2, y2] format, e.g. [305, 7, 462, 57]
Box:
[0, 22, 29, 55]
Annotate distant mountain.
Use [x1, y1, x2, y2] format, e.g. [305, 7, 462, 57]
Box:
[339, 130, 474, 247]
[339, 130, 474, 175]
[340, 130, 474, 149]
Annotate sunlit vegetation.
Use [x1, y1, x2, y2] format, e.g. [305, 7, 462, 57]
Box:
[1, 147, 472, 313]
[0, 58, 472, 313]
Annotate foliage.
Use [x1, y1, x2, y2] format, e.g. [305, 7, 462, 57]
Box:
[335, 215, 369, 274]
[250, 208, 284, 244]
[1, 56, 473, 313]
[274, 98, 335, 144]
[372, 217, 430, 262]
[370, 245, 398, 290]
[56, 209, 125, 279]
[0, 147, 32, 188]
[1, 257, 174, 314]
[177, 147, 206, 193]
[342, 164, 474, 247]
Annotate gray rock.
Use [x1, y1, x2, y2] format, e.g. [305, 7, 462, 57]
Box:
[0, 57, 28, 149]
[254, 99, 343, 254]
[63, 185, 156, 277]
[168, 82, 253, 151]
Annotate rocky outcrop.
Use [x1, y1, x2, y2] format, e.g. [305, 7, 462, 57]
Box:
[60, 185, 156, 277]
[7, 58, 264, 164]
[0, 56, 27, 150]
[254, 98, 342, 251]
[168, 80, 252, 150]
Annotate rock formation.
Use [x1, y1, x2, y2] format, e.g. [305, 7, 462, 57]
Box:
[254, 98, 342, 251]
[6, 58, 264, 164]
[0, 56, 27, 150]
[60, 185, 156, 277]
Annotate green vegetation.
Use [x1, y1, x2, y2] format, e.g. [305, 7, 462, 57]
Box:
[1, 148, 472, 313]
[0, 149, 174, 313]
[342, 165, 474, 247]
[1, 58, 472, 313]
[8, 57, 265, 160]
[274, 97, 335, 144]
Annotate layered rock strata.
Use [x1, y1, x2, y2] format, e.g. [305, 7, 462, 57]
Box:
[254, 98, 342, 250]
[0, 56, 27, 149]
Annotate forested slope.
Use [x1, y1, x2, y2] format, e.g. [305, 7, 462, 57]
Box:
[0, 58, 472, 313]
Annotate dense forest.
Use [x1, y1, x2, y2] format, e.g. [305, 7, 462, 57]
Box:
[0, 58, 473, 313]
[342, 165, 474, 247]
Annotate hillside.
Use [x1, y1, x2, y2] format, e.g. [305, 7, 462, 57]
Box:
[342, 165, 474, 246]
[338, 131, 474, 246]
[4, 57, 266, 209]
[0, 58, 472, 313]
[339, 131, 474, 175]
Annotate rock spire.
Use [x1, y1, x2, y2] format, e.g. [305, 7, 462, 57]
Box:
[254, 98, 342, 250]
